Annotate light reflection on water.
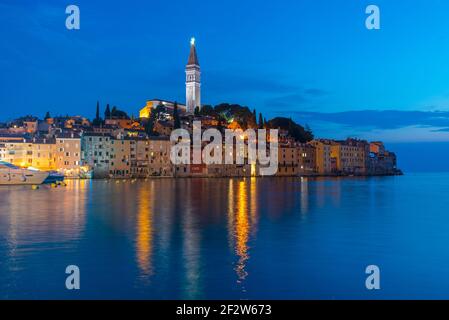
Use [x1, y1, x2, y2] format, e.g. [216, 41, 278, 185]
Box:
[2, 174, 449, 299]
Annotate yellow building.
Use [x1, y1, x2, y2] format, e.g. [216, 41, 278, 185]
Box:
[139, 100, 187, 119]
[0, 138, 56, 170]
[330, 139, 368, 174]
[31, 139, 57, 170]
[309, 140, 332, 175]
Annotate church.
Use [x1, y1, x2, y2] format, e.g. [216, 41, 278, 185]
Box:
[139, 38, 202, 118]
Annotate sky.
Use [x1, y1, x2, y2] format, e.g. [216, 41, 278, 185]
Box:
[2, 0, 449, 159]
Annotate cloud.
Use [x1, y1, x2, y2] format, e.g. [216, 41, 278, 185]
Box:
[431, 127, 449, 132]
[291, 110, 449, 130]
[284, 110, 449, 142]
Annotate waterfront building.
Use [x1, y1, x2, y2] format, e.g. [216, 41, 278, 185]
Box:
[110, 138, 132, 178]
[29, 138, 57, 170]
[81, 133, 111, 178]
[368, 142, 398, 175]
[330, 139, 369, 175]
[277, 145, 299, 176]
[55, 133, 82, 177]
[147, 136, 173, 177]
[129, 139, 149, 178]
[309, 140, 332, 175]
[370, 141, 386, 155]
[297, 143, 316, 175]
[0, 138, 56, 170]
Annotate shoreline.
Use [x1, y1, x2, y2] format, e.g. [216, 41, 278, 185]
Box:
[66, 171, 403, 181]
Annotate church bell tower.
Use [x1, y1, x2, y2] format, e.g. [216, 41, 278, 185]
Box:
[186, 37, 201, 114]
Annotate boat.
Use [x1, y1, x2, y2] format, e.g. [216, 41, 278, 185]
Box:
[0, 161, 49, 185]
[43, 171, 65, 184]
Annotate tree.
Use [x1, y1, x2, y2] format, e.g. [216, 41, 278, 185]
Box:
[105, 104, 111, 119]
[194, 106, 200, 115]
[268, 117, 314, 143]
[258, 113, 264, 129]
[144, 118, 154, 136]
[173, 102, 181, 129]
[199, 105, 215, 116]
[44, 111, 51, 120]
[145, 105, 165, 136]
[95, 101, 100, 121]
[92, 101, 102, 126]
[304, 124, 314, 141]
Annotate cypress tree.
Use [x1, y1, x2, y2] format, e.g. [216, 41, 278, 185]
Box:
[105, 104, 111, 119]
[95, 101, 100, 121]
[258, 113, 264, 129]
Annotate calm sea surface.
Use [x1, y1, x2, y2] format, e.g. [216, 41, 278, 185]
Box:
[1, 173, 449, 299]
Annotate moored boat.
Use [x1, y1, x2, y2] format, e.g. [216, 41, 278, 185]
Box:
[43, 171, 65, 184]
[0, 161, 49, 185]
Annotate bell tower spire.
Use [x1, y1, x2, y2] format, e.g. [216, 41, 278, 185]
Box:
[186, 37, 201, 114]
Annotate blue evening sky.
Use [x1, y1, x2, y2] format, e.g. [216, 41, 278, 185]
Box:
[2, 0, 449, 153]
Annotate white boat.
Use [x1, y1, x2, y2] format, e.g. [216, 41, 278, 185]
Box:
[0, 161, 49, 185]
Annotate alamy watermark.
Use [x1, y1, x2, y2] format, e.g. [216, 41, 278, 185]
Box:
[365, 5, 380, 30]
[66, 5, 80, 30]
[170, 121, 279, 176]
[65, 265, 80, 290]
[365, 265, 381, 290]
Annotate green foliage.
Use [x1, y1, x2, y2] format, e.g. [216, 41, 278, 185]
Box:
[110, 106, 130, 119]
[199, 105, 215, 117]
[268, 117, 314, 143]
[213, 103, 257, 129]
[145, 104, 167, 135]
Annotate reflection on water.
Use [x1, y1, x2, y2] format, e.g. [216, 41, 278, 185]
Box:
[300, 177, 309, 214]
[235, 180, 249, 285]
[136, 182, 154, 279]
[181, 181, 202, 299]
[0, 180, 88, 299]
[3, 174, 449, 299]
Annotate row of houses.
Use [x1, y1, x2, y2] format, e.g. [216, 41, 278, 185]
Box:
[0, 130, 398, 178]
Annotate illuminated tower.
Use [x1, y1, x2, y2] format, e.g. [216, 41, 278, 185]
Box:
[186, 37, 201, 114]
